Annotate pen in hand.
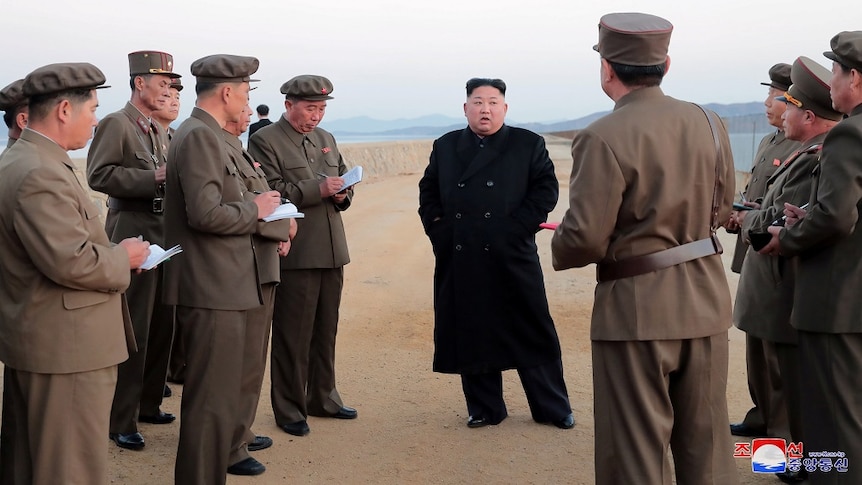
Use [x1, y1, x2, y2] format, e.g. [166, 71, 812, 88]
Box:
[252, 191, 289, 204]
[316, 171, 328, 179]
[771, 202, 809, 225]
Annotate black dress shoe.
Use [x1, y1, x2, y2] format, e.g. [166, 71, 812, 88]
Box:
[227, 457, 266, 476]
[163, 385, 172, 398]
[729, 422, 766, 437]
[552, 414, 575, 429]
[138, 410, 176, 425]
[248, 435, 273, 452]
[776, 469, 808, 483]
[331, 406, 358, 419]
[281, 420, 310, 436]
[467, 416, 489, 428]
[109, 432, 145, 450]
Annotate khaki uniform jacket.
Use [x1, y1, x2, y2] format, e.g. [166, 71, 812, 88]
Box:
[162, 108, 262, 311]
[0, 129, 133, 373]
[86, 102, 169, 244]
[730, 130, 801, 273]
[248, 116, 352, 270]
[734, 135, 825, 343]
[780, 104, 862, 333]
[551, 87, 735, 341]
[223, 131, 291, 285]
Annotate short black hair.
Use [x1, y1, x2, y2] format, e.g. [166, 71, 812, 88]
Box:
[256, 104, 269, 115]
[466, 78, 506, 97]
[29, 89, 93, 121]
[608, 61, 666, 88]
[195, 81, 218, 96]
[3, 111, 12, 129]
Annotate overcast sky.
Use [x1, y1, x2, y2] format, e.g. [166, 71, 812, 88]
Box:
[1, 0, 857, 124]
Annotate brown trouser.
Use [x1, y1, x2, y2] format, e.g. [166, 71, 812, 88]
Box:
[229, 283, 276, 466]
[174, 306, 246, 485]
[798, 331, 862, 485]
[109, 267, 164, 433]
[271, 268, 344, 425]
[592, 333, 738, 485]
[0, 365, 117, 485]
[738, 333, 790, 439]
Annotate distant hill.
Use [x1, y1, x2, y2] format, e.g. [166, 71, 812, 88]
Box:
[327, 101, 768, 138]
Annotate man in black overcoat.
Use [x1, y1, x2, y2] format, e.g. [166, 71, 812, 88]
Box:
[418, 77, 573, 429]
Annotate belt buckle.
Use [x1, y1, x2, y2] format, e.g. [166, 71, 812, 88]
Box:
[152, 198, 164, 214]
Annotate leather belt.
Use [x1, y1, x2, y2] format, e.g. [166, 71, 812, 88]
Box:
[107, 197, 164, 214]
[597, 234, 722, 282]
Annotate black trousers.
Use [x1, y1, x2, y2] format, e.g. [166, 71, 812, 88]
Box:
[460, 359, 571, 424]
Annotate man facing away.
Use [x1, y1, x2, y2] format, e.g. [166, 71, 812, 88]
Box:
[417, 77, 573, 430]
[0, 62, 150, 485]
[86, 50, 180, 451]
[0, 78, 27, 156]
[248, 103, 271, 139]
[551, 12, 738, 484]
[248, 75, 357, 437]
[162, 54, 281, 485]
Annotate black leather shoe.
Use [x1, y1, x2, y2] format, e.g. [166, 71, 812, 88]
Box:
[281, 420, 310, 436]
[552, 414, 575, 429]
[467, 416, 489, 428]
[331, 406, 358, 419]
[776, 469, 808, 483]
[139, 410, 176, 425]
[163, 385, 172, 398]
[109, 432, 145, 450]
[227, 457, 266, 476]
[729, 422, 766, 437]
[248, 435, 273, 452]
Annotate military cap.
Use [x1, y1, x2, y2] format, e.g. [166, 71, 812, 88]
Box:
[760, 63, 792, 91]
[0, 79, 26, 111]
[191, 54, 260, 83]
[128, 50, 181, 78]
[823, 31, 862, 72]
[170, 77, 183, 92]
[776, 56, 843, 121]
[280, 75, 334, 101]
[22, 62, 109, 97]
[593, 12, 673, 66]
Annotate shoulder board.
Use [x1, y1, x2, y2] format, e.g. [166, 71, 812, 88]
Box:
[801, 143, 822, 154]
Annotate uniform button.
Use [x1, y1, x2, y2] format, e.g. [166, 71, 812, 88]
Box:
[455, 213, 462, 219]
[486, 180, 494, 187]
[479, 143, 484, 148]
[484, 212, 491, 219]
[484, 244, 490, 251]
[455, 244, 462, 251]
[457, 183, 465, 188]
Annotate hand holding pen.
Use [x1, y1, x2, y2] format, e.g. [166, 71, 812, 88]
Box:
[252, 191, 290, 204]
[775, 202, 809, 228]
[252, 190, 281, 219]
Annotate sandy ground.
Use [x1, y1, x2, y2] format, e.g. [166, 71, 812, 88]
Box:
[5, 137, 774, 484]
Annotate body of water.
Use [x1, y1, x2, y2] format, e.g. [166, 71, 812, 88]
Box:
[729, 132, 772, 172]
[3, 131, 772, 170]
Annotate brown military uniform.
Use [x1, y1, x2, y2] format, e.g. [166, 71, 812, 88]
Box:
[0, 63, 135, 485]
[551, 13, 738, 485]
[248, 78, 354, 427]
[222, 130, 291, 466]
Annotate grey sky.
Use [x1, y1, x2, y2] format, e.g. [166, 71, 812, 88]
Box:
[1, 0, 857, 123]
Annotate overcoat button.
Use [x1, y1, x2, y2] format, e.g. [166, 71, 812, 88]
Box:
[457, 183, 465, 188]
[455, 213, 462, 219]
[486, 180, 494, 187]
[455, 245, 462, 251]
[484, 212, 491, 219]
